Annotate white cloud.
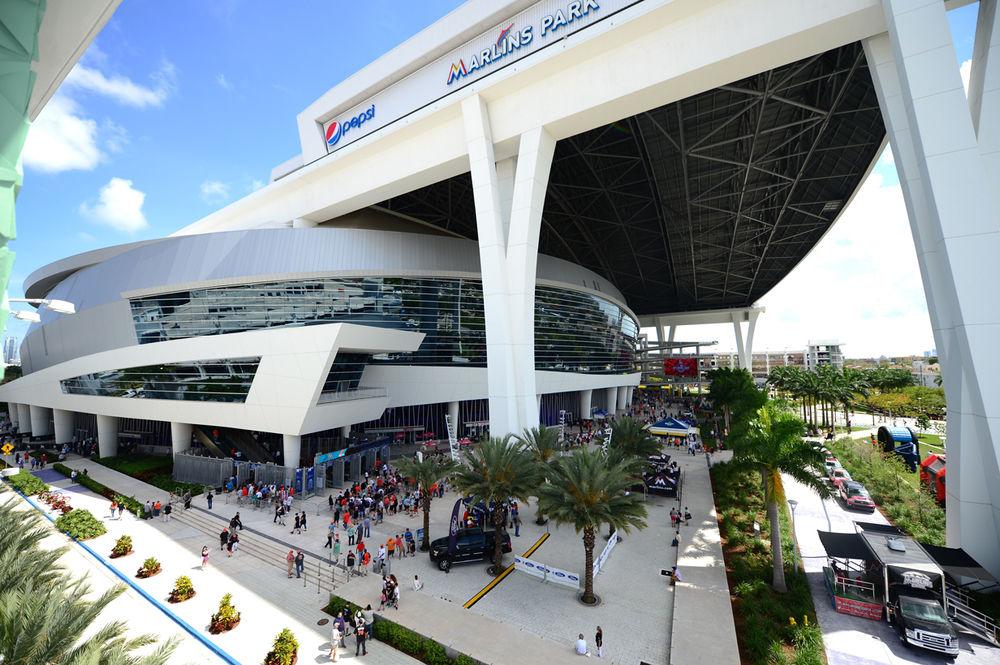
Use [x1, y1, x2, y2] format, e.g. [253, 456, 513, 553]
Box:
[22, 96, 101, 173]
[200, 180, 230, 203]
[79, 177, 148, 233]
[248, 178, 264, 192]
[644, 164, 935, 358]
[216, 73, 234, 91]
[101, 119, 129, 153]
[960, 59, 971, 95]
[65, 60, 176, 108]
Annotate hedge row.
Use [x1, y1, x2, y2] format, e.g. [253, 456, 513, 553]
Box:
[52, 463, 147, 519]
[323, 594, 477, 665]
[7, 470, 48, 496]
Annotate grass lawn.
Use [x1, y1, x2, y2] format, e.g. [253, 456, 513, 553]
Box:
[96, 454, 203, 496]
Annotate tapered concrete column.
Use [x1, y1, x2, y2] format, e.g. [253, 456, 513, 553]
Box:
[579, 389, 593, 420]
[864, 0, 1000, 578]
[29, 405, 51, 437]
[53, 409, 74, 445]
[16, 403, 30, 433]
[462, 94, 556, 437]
[617, 387, 628, 412]
[292, 218, 317, 228]
[170, 422, 192, 456]
[283, 434, 302, 468]
[96, 415, 118, 458]
[605, 387, 617, 414]
[7, 402, 18, 427]
[448, 401, 460, 432]
[627, 386, 635, 408]
[341, 425, 351, 439]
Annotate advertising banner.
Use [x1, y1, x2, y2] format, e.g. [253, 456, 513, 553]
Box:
[306, 467, 315, 493]
[663, 357, 699, 377]
[834, 596, 883, 620]
[513, 556, 582, 590]
[447, 498, 463, 555]
[593, 529, 618, 576]
[294, 468, 303, 494]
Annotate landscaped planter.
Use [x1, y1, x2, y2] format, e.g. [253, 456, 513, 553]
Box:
[136, 557, 162, 579]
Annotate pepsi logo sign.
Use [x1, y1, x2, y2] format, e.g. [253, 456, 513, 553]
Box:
[326, 104, 376, 147]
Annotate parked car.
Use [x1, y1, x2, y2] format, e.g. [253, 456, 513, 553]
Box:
[829, 467, 853, 489]
[428, 527, 512, 572]
[824, 457, 841, 475]
[839, 481, 875, 512]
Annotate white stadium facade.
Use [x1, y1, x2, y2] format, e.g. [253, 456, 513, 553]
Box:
[4, 0, 1000, 577]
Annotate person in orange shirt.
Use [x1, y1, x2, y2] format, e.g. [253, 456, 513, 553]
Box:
[386, 537, 396, 558]
[361, 549, 371, 576]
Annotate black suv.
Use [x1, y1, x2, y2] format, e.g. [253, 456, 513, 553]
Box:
[428, 527, 512, 572]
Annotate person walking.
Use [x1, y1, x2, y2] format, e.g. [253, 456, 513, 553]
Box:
[301, 511, 308, 532]
[201, 546, 210, 570]
[286, 549, 295, 578]
[346, 550, 356, 576]
[274, 503, 282, 524]
[163, 502, 172, 522]
[325, 519, 336, 548]
[362, 604, 374, 637]
[292, 512, 302, 535]
[329, 622, 342, 662]
[347, 523, 356, 546]
[295, 549, 305, 578]
[354, 620, 367, 657]
[684, 507, 692, 526]
[207, 490, 214, 510]
[333, 536, 342, 565]
[595, 626, 603, 658]
[394, 534, 403, 559]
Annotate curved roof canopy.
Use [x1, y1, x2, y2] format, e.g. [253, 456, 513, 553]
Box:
[377, 42, 885, 316]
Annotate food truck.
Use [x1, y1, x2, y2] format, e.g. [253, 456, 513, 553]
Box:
[816, 522, 995, 656]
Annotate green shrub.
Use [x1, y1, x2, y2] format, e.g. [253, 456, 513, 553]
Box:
[209, 593, 240, 633]
[51, 463, 148, 519]
[169, 575, 195, 602]
[264, 628, 299, 665]
[112, 534, 133, 557]
[54, 509, 106, 540]
[7, 470, 48, 496]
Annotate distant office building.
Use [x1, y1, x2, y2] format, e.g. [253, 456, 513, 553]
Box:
[912, 360, 941, 388]
[805, 340, 844, 371]
[2, 337, 18, 365]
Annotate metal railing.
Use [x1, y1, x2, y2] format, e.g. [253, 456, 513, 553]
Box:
[946, 586, 1000, 646]
[834, 574, 877, 602]
[317, 386, 388, 404]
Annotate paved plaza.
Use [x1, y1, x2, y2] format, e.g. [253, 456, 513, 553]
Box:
[4, 442, 738, 665]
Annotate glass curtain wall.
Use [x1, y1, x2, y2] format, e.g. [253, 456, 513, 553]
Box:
[130, 277, 638, 374]
[61, 357, 260, 403]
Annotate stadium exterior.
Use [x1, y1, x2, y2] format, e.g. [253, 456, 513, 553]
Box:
[4, 0, 1000, 577]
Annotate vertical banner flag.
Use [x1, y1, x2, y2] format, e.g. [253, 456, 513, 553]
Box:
[306, 467, 315, 493]
[447, 498, 463, 555]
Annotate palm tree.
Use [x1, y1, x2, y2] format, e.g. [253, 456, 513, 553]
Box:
[728, 402, 829, 592]
[0, 496, 177, 663]
[516, 426, 562, 524]
[395, 455, 459, 551]
[707, 367, 765, 432]
[536, 448, 647, 604]
[606, 417, 660, 463]
[451, 436, 539, 575]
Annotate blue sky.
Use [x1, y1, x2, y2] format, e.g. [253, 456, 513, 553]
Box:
[7, 1, 982, 357]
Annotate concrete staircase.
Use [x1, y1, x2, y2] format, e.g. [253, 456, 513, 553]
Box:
[170, 503, 356, 595]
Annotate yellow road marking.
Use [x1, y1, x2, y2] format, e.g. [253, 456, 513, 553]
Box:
[463, 532, 549, 609]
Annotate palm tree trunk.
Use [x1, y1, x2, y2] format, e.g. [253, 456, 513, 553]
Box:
[582, 525, 596, 604]
[492, 508, 505, 575]
[767, 499, 787, 592]
[421, 496, 431, 551]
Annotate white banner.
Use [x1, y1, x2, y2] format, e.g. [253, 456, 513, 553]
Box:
[514, 556, 582, 590]
[593, 529, 618, 576]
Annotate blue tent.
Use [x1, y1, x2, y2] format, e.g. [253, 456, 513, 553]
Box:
[647, 417, 693, 437]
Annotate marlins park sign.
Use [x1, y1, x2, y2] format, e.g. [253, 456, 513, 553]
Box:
[321, 0, 645, 154]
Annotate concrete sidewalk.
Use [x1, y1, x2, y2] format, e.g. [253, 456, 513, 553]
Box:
[669, 450, 739, 665]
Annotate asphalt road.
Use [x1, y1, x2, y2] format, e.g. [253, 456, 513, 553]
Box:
[783, 472, 1000, 665]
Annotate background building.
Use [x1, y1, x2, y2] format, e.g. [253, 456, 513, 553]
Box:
[3, 336, 19, 365]
[805, 340, 845, 371]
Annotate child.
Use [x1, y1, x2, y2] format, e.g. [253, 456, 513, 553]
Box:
[201, 546, 210, 570]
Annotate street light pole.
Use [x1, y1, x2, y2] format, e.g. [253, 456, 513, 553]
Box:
[787, 499, 800, 574]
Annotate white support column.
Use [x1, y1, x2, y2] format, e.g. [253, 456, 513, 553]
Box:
[29, 405, 51, 437]
[745, 310, 759, 370]
[16, 403, 30, 433]
[865, 0, 1000, 578]
[616, 386, 628, 412]
[7, 402, 18, 428]
[170, 422, 192, 456]
[283, 434, 302, 468]
[448, 400, 460, 433]
[340, 425, 351, 439]
[731, 313, 748, 370]
[462, 94, 556, 437]
[579, 389, 593, 421]
[96, 415, 118, 458]
[291, 218, 317, 228]
[666, 323, 676, 355]
[626, 386, 634, 409]
[605, 387, 617, 414]
[53, 409, 74, 445]
[968, 0, 1000, 186]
